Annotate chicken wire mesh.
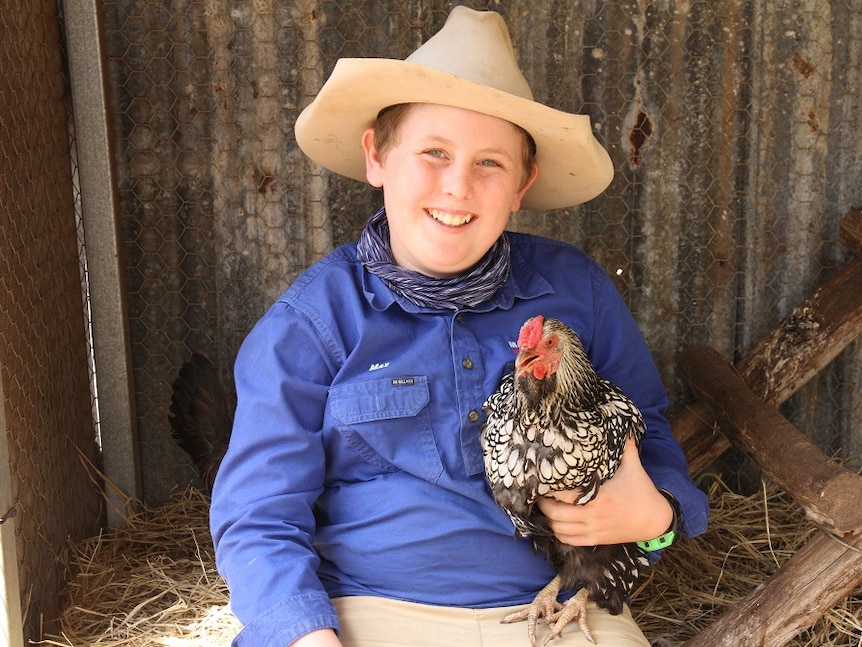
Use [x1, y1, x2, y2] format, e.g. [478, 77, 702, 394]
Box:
[0, 0, 103, 643]
[97, 0, 862, 504]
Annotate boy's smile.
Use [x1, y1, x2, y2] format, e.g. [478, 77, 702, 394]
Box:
[427, 208, 475, 227]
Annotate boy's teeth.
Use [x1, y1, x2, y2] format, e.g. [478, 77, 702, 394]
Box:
[429, 209, 474, 226]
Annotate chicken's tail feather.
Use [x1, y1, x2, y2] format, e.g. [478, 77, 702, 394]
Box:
[169, 353, 233, 490]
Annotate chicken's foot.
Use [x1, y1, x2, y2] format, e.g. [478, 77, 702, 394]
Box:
[545, 587, 594, 645]
[501, 575, 564, 647]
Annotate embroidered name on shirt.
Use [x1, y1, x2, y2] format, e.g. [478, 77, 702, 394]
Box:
[369, 362, 390, 371]
[391, 377, 415, 386]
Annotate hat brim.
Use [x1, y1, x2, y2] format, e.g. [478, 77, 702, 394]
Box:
[295, 59, 614, 211]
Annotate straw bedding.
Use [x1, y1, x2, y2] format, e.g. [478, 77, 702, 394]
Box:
[40, 476, 862, 646]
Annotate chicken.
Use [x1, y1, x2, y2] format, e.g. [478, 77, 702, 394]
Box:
[168, 353, 233, 490]
[480, 315, 649, 645]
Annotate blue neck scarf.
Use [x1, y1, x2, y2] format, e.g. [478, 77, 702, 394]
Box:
[356, 207, 510, 310]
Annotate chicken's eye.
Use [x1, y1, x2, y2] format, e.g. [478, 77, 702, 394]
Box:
[544, 336, 557, 349]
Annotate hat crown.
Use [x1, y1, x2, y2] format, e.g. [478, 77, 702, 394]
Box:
[406, 7, 534, 101]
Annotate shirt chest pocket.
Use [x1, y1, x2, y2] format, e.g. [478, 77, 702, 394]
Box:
[328, 376, 443, 483]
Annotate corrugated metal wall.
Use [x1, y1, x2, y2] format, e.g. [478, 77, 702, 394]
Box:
[97, 0, 862, 504]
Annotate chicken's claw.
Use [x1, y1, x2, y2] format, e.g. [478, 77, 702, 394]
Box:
[545, 588, 594, 645]
[501, 575, 564, 647]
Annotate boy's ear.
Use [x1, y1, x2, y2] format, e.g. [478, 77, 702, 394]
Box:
[510, 162, 539, 213]
[362, 128, 385, 188]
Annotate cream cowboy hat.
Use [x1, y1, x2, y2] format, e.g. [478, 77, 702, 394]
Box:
[295, 6, 613, 210]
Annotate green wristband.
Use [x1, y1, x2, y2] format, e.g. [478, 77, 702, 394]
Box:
[637, 490, 681, 552]
[637, 529, 676, 552]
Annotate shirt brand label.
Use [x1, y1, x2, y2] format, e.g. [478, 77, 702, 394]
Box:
[369, 362, 390, 371]
[391, 377, 415, 387]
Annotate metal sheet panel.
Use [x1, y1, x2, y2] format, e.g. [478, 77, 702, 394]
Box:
[96, 0, 862, 501]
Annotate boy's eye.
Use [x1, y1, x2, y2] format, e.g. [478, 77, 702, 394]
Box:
[424, 149, 445, 158]
[480, 159, 502, 167]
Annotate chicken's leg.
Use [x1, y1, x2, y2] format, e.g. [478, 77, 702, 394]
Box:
[501, 575, 565, 646]
[501, 578, 595, 646]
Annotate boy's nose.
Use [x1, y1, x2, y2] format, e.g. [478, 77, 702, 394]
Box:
[442, 163, 474, 199]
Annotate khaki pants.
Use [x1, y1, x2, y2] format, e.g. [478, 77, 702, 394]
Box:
[334, 596, 650, 647]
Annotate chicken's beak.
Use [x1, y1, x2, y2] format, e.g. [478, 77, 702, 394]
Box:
[516, 351, 547, 380]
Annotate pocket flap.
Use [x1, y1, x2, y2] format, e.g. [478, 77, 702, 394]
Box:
[330, 376, 430, 424]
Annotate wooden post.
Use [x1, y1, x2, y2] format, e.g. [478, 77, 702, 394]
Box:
[674, 208, 862, 474]
[839, 206, 862, 257]
[682, 529, 862, 647]
[678, 345, 862, 535]
[674, 208, 862, 646]
[0, 379, 25, 647]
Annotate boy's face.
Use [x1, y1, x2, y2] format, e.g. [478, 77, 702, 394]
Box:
[362, 103, 538, 278]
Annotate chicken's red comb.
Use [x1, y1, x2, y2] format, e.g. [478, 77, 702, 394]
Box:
[517, 315, 545, 349]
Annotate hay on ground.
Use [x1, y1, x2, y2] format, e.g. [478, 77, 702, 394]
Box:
[39, 488, 239, 647]
[39, 477, 862, 646]
[632, 475, 862, 646]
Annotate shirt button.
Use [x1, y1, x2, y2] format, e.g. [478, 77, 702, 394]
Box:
[468, 410, 480, 423]
[462, 357, 474, 370]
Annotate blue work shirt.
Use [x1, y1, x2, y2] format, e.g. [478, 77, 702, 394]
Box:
[210, 232, 710, 647]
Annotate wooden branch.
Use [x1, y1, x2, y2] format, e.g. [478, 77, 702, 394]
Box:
[675, 208, 862, 647]
[674, 247, 862, 474]
[839, 206, 862, 257]
[672, 401, 730, 475]
[737, 264, 862, 406]
[678, 345, 862, 535]
[675, 208, 862, 474]
[683, 529, 862, 647]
